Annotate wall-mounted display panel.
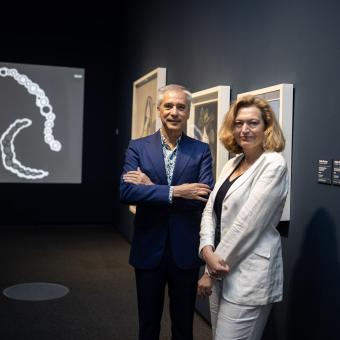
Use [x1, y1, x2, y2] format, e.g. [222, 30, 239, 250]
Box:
[237, 84, 293, 221]
[0, 62, 85, 183]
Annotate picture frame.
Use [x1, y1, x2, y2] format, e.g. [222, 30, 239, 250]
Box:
[237, 84, 293, 221]
[187, 86, 230, 179]
[130, 67, 166, 214]
[131, 67, 166, 140]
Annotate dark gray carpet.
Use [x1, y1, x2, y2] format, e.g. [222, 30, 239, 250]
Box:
[0, 227, 212, 339]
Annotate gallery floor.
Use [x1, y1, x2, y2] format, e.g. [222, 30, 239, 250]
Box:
[0, 226, 212, 340]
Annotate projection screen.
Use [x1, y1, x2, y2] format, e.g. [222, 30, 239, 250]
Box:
[0, 62, 84, 183]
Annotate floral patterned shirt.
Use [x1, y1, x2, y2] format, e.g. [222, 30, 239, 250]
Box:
[160, 131, 181, 203]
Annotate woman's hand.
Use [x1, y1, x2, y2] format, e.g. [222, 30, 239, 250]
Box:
[197, 273, 214, 297]
[201, 246, 229, 278]
[123, 167, 154, 185]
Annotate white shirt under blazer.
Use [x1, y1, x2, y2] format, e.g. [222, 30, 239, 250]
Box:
[199, 151, 289, 306]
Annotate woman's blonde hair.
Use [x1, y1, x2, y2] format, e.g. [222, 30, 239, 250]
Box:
[219, 94, 285, 153]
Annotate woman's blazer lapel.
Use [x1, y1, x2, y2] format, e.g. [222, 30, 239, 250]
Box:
[212, 152, 266, 202]
[211, 154, 243, 202]
[224, 152, 265, 199]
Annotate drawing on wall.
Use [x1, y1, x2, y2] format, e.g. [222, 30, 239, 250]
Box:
[194, 101, 218, 177]
[129, 67, 166, 214]
[0, 62, 85, 183]
[237, 84, 293, 221]
[0, 67, 61, 180]
[131, 68, 166, 140]
[187, 86, 230, 179]
[140, 96, 153, 137]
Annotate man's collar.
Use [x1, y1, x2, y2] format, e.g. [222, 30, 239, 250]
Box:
[160, 129, 182, 147]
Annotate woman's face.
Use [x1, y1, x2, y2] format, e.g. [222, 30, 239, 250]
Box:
[233, 105, 266, 153]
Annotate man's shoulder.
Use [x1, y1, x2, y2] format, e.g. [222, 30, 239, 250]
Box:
[183, 134, 209, 149]
[130, 132, 158, 145]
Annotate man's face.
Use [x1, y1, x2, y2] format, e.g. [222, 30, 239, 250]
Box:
[158, 90, 189, 134]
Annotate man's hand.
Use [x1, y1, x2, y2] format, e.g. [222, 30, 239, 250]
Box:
[122, 167, 154, 185]
[201, 246, 229, 278]
[197, 273, 214, 297]
[172, 183, 211, 202]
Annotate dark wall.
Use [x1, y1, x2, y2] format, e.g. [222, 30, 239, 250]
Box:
[117, 1, 340, 339]
[0, 16, 119, 225]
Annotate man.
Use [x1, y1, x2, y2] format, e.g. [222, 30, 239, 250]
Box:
[120, 84, 214, 340]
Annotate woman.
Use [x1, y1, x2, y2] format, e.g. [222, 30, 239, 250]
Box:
[197, 95, 289, 340]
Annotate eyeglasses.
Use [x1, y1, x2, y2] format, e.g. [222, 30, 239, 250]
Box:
[233, 119, 261, 130]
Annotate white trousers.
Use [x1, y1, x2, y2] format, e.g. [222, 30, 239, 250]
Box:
[209, 280, 272, 340]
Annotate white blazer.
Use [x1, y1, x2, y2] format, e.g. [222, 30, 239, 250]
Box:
[199, 151, 289, 305]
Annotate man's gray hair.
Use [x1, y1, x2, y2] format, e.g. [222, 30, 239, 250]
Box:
[157, 84, 192, 108]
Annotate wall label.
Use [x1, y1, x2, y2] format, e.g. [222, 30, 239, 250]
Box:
[333, 160, 340, 186]
[318, 159, 332, 184]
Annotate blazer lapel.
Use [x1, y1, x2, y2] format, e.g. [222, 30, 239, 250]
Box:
[145, 131, 168, 184]
[171, 134, 192, 185]
[211, 154, 243, 201]
[225, 152, 266, 199]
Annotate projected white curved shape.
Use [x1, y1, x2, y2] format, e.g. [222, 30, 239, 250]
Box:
[0, 119, 49, 179]
[0, 66, 62, 179]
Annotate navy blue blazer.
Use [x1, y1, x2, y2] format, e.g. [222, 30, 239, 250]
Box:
[120, 131, 214, 270]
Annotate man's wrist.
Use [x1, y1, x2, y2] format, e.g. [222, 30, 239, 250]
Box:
[169, 186, 174, 203]
[172, 185, 180, 198]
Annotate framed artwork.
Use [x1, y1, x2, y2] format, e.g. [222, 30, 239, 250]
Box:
[130, 67, 166, 214]
[131, 67, 166, 140]
[237, 84, 293, 221]
[187, 86, 230, 179]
